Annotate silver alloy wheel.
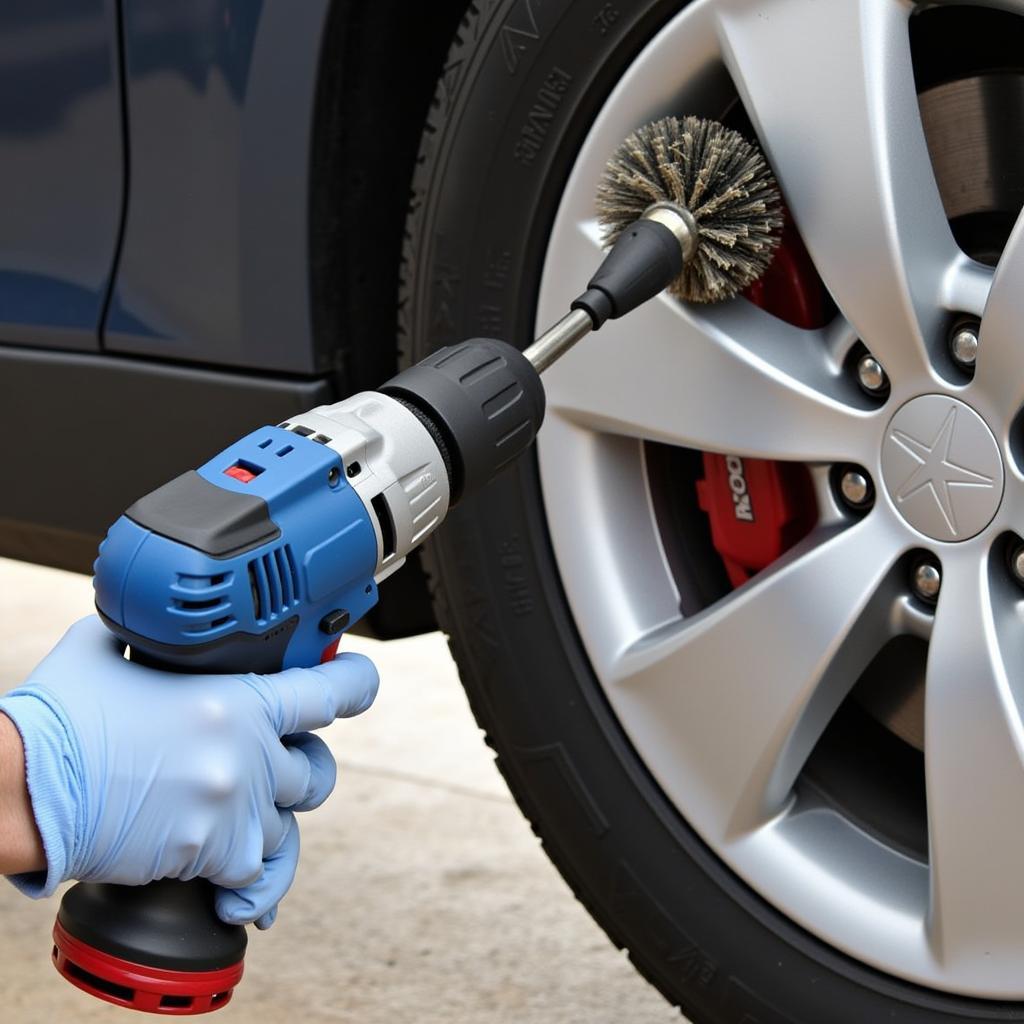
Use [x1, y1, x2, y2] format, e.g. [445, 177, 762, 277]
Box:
[534, 0, 1024, 999]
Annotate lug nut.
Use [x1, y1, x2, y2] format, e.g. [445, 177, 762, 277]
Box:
[950, 323, 979, 369]
[856, 354, 888, 394]
[1011, 544, 1024, 587]
[839, 469, 872, 508]
[912, 561, 941, 602]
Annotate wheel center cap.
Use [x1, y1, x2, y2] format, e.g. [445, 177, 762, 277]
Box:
[880, 394, 1003, 542]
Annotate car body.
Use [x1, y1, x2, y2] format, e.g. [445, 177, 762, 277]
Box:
[0, 0, 463, 636]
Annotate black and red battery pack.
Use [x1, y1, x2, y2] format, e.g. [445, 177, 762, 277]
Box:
[52, 879, 245, 1015]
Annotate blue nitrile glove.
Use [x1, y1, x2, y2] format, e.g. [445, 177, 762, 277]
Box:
[0, 615, 377, 929]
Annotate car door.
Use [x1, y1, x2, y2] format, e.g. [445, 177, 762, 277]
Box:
[0, 0, 123, 352]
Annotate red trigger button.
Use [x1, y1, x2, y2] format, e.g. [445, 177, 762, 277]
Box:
[320, 639, 341, 663]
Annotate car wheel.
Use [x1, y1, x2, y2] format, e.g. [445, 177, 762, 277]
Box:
[400, 1, 1024, 1020]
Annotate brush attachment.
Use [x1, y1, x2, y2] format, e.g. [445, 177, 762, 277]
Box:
[596, 115, 783, 304]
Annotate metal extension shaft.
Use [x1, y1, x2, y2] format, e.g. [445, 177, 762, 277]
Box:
[523, 308, 594, 374]
[522, 201, 695, 376]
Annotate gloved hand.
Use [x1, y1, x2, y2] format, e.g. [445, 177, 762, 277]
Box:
[0, 615, 377, 929]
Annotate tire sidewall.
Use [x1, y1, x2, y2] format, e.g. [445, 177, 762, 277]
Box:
[402, 2, 1024, 1020]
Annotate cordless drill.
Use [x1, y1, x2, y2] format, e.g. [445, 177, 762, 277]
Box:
[50, 113, 784, 1014]
[49, 203, 697, 1015]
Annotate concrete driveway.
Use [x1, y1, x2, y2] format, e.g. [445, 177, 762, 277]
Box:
[0, 557, 683, 1023]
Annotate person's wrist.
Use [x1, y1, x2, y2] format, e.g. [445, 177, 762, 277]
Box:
[0, 711, 45, 874]
[0, 689, 79, 896]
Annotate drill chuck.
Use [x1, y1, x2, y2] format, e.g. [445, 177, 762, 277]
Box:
[380, 338, 545, 504]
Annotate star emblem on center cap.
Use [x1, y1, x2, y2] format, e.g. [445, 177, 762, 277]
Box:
[880, 396, 1003, 543]
[890, 407, 994, 536]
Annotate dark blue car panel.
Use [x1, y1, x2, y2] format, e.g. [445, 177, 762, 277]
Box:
[103, 0, 331, 374]
[0, 0, 466, 637]
[0, 0, 123, 352]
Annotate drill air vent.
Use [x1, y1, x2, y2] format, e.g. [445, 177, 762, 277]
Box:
[168, 573, 235, 636]
[248, 546, 300, 622]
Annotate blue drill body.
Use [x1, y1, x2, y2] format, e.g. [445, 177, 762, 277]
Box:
[94, 425, 380, 672]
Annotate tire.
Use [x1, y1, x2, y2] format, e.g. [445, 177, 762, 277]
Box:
[399, 2, 1024, 1020]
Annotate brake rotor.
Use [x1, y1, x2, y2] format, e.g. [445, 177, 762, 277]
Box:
[920, 73, 1024, 266]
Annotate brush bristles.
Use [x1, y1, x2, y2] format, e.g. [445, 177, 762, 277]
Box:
[596, 115, 783, 304]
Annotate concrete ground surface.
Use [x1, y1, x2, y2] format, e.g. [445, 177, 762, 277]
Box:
[0, 557, 684, 1024]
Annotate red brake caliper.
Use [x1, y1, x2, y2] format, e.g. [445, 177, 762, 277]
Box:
[696, 211, 826, 588]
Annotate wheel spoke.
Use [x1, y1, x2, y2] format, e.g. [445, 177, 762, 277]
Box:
[606, 514, 905, 840]
[716, 0, 960, 383]
[925, 553, 1024, 971]
[973, 208, 1024, 413]
[542, 222, 875, 463]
